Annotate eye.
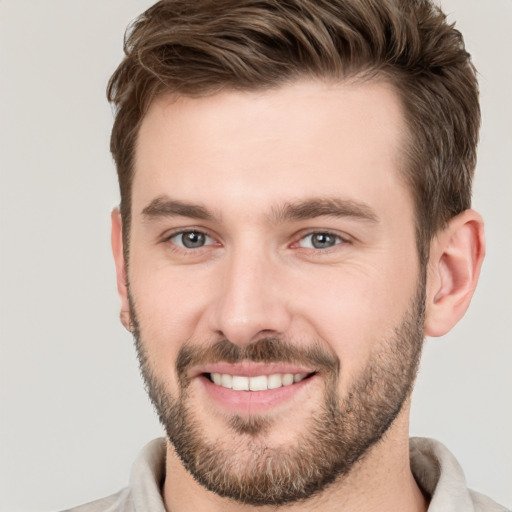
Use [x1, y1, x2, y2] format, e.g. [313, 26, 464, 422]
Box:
[169, 231, 215, 249]
[298, 232, 344, 249]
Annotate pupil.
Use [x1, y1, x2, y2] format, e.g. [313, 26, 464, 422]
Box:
[182, 232, 205, 248]
[312, 233, 334, 248]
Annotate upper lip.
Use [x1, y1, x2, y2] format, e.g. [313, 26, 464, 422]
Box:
[192, 362, 316, 378]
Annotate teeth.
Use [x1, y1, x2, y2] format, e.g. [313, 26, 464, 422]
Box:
[267, 374, 283, 390]
[249, 375, 268, 391]
[282, 373, 294, 386]
[232, 376, 249, 391]
[210, 372, 307, 391]
[220, 374, 232, 389]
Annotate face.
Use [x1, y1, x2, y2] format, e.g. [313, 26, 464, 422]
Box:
[119, 80, 425, 505]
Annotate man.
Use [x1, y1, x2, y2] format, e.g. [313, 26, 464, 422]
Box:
[67, 0, 507, 510]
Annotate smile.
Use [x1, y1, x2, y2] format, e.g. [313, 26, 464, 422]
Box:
[197, 363, 318, 414]
[208, 372, 308, 391]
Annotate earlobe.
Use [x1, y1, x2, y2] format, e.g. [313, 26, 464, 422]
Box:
[111, 208, 132, 332]
[424, 210, 485, 337]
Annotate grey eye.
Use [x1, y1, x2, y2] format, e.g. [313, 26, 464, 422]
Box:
[171, 231, 213, 249]
[299, 232, 341, 249]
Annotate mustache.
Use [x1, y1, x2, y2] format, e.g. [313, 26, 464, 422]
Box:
[176, 337, 340, 385]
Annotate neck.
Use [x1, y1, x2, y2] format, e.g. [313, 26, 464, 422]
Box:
[163, 404, 428, 512]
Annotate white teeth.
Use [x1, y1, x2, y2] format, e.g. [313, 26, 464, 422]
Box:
[210, 372, 308, 391]
[282, 373, 294, 386]
[267, 374, 283, 389]
[220, 374, 232, 389]
[232, 376, 249, 390]
[249, 375, 268, 391]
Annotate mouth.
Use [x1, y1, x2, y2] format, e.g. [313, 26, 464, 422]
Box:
[206, 371, 311, 390]
[194, 363, 318, 415]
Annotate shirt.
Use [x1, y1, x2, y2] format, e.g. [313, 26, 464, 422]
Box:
[63, 437, 509, 512]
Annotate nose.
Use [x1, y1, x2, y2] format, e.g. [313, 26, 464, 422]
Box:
[208, 245, 292, 346]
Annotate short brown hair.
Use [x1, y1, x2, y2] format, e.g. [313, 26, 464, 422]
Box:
[107, 0, 480, 264]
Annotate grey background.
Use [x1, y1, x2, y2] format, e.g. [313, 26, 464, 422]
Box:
[0, 1, 511, 511]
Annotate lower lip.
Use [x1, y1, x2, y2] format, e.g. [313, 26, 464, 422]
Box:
[198, 374, 316, 415]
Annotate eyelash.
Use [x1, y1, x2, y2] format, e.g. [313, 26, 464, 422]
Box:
[165, 230, 218, 251]
[163, 229, 350, 253]
[294, 231, 347, 251]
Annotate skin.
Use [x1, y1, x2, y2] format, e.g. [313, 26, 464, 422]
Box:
[112, 79, 485, 512]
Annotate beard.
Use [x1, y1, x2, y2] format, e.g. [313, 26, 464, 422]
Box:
[129, 281, 425, 506]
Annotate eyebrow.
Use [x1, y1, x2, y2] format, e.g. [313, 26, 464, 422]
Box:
[140, 195, 378, 224]
[141, 196, 216, 221]
[270, 197, 379, 224]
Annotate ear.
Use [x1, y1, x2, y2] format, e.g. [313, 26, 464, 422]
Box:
[424, 209, 485, 337]
[111, 208, 132, 332]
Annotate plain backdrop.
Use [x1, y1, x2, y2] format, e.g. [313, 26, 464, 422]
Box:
[0, 1, 511, 511]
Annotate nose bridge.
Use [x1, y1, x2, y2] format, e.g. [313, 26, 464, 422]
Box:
[210, 238, 290, 345]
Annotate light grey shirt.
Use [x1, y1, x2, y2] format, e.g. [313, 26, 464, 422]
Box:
[63, 437, 509, 512]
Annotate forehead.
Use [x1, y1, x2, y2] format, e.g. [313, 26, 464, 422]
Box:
[133, 79, 411, 221]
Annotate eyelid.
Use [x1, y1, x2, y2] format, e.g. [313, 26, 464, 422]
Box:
[162, 227, 220, 248]
[159, 226, 352, 251]
[291, 229, 352, 250]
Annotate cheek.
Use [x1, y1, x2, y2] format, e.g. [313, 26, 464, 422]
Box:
[292, 261, 419, 380]
[129, 257, 216, 381]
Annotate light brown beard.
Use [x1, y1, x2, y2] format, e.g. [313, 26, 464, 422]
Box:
[129, 281, 425, 506]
